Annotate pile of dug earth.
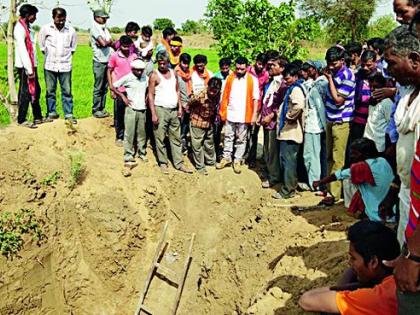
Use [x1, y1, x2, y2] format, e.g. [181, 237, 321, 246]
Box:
[0, 118, 354, 314]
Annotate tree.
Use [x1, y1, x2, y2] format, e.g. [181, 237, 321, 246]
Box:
[297, 0, 377, 43]
[87, 0, 114, 13]
[181, 19, 207, 34]
[368, 15, 398, 39]
[153, 18, 175, 31]
[109, 26, 123, 34]
[206, 0, 319, 61]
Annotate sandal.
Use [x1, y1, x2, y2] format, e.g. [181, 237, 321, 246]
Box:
[19, 121, 38, 129]
[319, 196, 335, 206]
[34, 117, 53, 124]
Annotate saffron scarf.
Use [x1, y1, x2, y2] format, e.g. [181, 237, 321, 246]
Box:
[219, 73, 254, 123]
[277, 79, 305, 136]
[19, 18, 36, 102]
[161, 38, 180, 66]
[192, 66, 211, 85]
[174, 65, 192, 96]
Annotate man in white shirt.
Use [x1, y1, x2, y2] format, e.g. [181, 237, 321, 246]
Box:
[191, 54, 214, 96]
[39, 8, 77, 123]
[14, 4, 45, 128]
[111, 59, 149, 167]
[217, 57, 259, 174]
[90, 9, 113, 118]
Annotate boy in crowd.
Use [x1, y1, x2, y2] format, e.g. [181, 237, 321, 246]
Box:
[155, 26, 176, 55]
[246, 53, 269, 168]
[258, 51, 287, 188]
[213, 57, 232, 160]
[114, 22, 139, 55]
[272, 64, 306, 199]
[323, 46, 356, 205]
[191, 54, 213, 95]
[314, 138, 394, 222]
[107, 35, 137, 145]
[90, 9, 113, 118]
[394, 0, 419, 24]
[363, 73, 393, 153]
[344, 42, 363, 72]
[169, 36, 183, 68]
[111, 59, 148, 167]
[214, 57, 232, 82]
[174, 53, 193, 154]
[14, 4, 46, 128]
[299, 220, 400, 315]
[136, 25, 153, 59]
[302, 60, 328, 193]
[217, 57, 259, 174]
[187, 78, 223, 175]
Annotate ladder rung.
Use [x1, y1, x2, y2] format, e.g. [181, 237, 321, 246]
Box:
[155, 263, 178, 280]
[139, 304, 153, 314]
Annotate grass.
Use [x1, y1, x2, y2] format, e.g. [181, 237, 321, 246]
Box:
[68, 151, 85, 190]
[0, 42, 327, 127]
[0, 208, 45, 259]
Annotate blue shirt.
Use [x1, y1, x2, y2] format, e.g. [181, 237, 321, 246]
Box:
[335, 157, 395, 222]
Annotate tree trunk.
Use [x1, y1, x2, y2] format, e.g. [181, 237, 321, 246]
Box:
[5, 0, 18, 121]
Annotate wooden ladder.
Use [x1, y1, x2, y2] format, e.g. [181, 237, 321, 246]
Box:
[134, 222, 195, 315]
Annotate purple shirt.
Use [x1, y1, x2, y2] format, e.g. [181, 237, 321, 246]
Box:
[259, 77, 287, 130]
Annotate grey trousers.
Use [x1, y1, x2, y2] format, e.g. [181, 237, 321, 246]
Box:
[124, 107, 147, 162]
[263, 128, 280, 184]
[190, 124, 215, 170]
[223, 121, 248, 163]
[153, 106, 184, 168]
[278, 140, 300, 198]
[92, 61, 108, 114]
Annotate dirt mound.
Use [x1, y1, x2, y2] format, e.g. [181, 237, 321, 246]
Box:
[0, 118, 355, 314]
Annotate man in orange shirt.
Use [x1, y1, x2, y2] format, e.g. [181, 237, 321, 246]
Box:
[299, 220, 400, 314]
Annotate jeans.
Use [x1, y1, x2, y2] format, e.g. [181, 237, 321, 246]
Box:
[190, 125, 215, 170]
[92, 61, 108, 114]
[213, 123, 223, 162]
[303, 132, 327, 191]
[17, 67, 43, 124]
[263, 128, 280, 184]
[114, 96, 126, 140]
[223, 121, 248, 163]
[181, 112, 190, 151]
[153, 107, 184, 168]
[278, 140, 300, 198]
[124, 107, 147, 161]
[44, 70, 74, 118]
[246, 124, 260, 163]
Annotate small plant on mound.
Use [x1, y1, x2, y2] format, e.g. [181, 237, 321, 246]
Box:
[40, 171, 62, 186]
[0, 209, 46, 259]
[68, 151, 86, 190]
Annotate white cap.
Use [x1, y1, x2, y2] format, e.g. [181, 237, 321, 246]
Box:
[130, 59, 146, 70]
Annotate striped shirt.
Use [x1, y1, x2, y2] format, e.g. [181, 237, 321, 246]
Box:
[353, 72, 372, 124]
[406, 140, 420, 239]
[325, 66, 356, 123]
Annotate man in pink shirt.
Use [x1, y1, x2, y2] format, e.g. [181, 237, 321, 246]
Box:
[107, 35, 137, 145]
[246, 53, 269, 168]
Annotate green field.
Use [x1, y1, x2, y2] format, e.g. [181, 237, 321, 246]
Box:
[0, 44, 219, 127]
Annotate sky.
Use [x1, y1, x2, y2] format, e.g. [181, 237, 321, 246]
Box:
[6, 0, 395, 29]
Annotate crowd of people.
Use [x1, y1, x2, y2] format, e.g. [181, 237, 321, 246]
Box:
[11, 1, 420, 314]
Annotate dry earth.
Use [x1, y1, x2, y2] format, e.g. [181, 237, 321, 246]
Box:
[0, 118, 355, 315]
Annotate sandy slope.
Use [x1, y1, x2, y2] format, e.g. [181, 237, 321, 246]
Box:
[0, 118, 355, 315]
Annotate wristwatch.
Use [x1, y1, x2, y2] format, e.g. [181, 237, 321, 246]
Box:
[402, 244, 420, 263]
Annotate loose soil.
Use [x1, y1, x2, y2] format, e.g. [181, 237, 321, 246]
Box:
[0, 118, 355, 315]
